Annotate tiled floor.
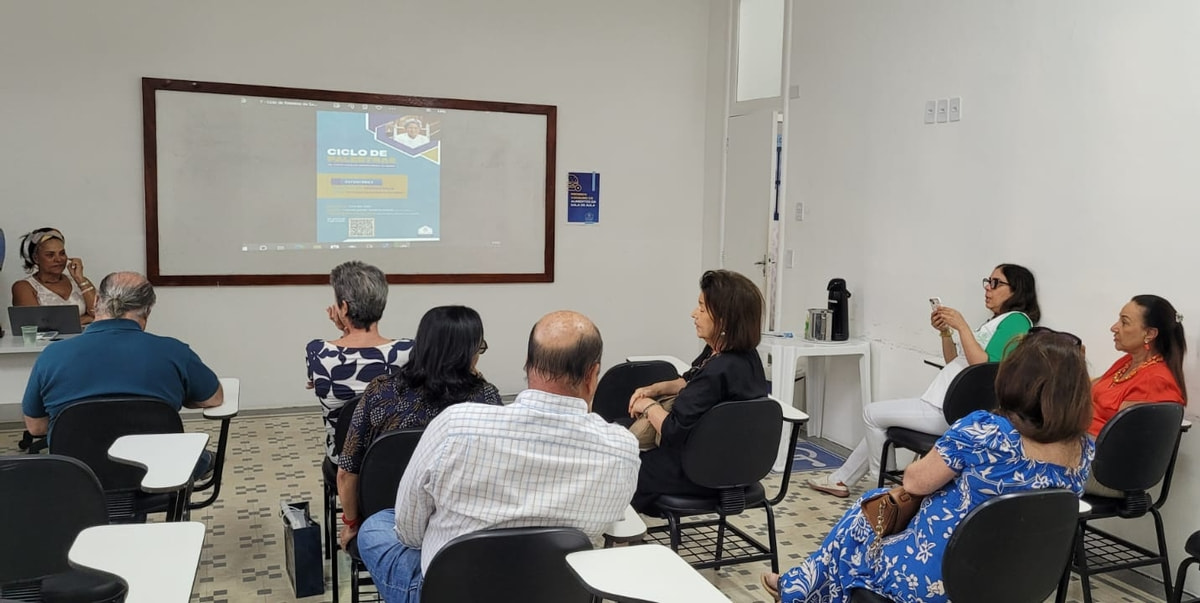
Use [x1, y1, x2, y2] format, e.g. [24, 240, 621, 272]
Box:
[0, 412, 1169, 602]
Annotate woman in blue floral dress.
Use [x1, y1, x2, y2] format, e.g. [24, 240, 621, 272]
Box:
[765, 328, 1095, 603]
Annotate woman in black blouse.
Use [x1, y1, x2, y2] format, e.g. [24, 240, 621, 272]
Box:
[628, 269, 769, 512]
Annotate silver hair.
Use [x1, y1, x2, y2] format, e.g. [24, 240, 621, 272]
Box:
[330, 261, 389, 329]
[96, 272, 157, 319]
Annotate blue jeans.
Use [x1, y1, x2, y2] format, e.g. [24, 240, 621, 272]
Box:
[357, 509, 423, 603]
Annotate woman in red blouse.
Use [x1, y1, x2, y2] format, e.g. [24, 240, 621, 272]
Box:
[1087, 295, 1187, 496]
[1090, 295, 1187, 438]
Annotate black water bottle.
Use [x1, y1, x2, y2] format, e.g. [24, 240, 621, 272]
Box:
[827, 278, 851, 341]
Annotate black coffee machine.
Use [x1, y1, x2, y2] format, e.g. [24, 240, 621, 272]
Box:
[827, 278, 851, 341]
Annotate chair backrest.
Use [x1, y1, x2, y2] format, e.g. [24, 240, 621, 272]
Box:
[681, 398, 782, 489]
[330, 394, 362, 457]
[357, 428, 424, 519]
[592, 361, 680, 423]
[49, 397, 184, 491]
[943, 489, 1079, 603]
[0, 455, 109, 583]
[421, 527, 593, 603]
[942, 362, 1000, 424]
[1091, 402, 1184, 492]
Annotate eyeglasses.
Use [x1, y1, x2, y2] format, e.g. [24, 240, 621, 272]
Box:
[981, 277, 1011, 290]
[478, 339, 488, 354]
[1027, 326, 1083, 347]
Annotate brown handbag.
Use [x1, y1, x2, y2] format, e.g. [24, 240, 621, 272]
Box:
[860, 487, 924, 539]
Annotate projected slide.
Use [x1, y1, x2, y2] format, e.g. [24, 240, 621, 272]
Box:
[316, 111, 441, 243]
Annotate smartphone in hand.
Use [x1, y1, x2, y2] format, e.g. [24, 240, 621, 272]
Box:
[929, 297, 942, 310]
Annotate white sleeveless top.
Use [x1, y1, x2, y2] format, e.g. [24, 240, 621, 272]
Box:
[920, 311, 1029, 408]
[23, 274, 87, 315]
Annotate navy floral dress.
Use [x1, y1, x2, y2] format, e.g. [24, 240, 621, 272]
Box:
[305, 339, 413, 461]
[778, 411, 1093, 603]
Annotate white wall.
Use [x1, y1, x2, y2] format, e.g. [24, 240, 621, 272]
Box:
[0, 0, 716, 411]
[784, 0, 1200, 587]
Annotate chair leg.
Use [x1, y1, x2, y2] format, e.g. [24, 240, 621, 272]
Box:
[876, 440, 893, 488]
[1075, 522, 1094, 603]
[1173, 557, 1198, 603]
[351, 559, 359, 603]
[764, 501, 779, 574]
[666, 513, 682, 552]
[1154, 509, 1175, 602]
[714, 515, 727, 566]
[331, 547, 340, 603]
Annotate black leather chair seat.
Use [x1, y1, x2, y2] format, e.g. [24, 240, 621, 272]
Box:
[656, 482, 766, 515]
[882, 427, 939, 454]
[41, 568, 128, 603]
[849, 589, 895, 603]
[1186, 530, 1200, 559]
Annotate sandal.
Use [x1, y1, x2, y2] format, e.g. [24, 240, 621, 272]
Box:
[806, 475, 850, 498]
[760, 572, 782, 601]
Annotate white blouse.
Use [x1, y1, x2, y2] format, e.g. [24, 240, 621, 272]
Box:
[23, 274, 86, 315]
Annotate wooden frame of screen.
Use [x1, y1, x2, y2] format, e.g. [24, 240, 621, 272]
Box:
[142, 77, 556, 286]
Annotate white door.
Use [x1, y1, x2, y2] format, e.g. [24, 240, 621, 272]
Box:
[723, 109, 779, 326]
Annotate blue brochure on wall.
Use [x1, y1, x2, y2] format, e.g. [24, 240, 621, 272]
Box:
[567, 172, 600, 224]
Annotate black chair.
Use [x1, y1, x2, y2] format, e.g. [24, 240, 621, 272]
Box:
[1172, 530, 1200, 603]
[325, 396, 362, 603]
[1057, 402, 1187, 603]
[645, 397, 782, 572]
[850, 489, 1079, 603]
[324, 396, 362, 557]
[422, 527, 592, 602]
[593, 360, 680, 424]
[878, 362, 999, 487]
[346, 428, 424, 603]
[49, 397, 186, 523]
[0, 455, 129, 602]
[17, 430, 47, 454]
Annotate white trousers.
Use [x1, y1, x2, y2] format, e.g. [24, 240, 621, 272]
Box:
[829, 397, 949, 487]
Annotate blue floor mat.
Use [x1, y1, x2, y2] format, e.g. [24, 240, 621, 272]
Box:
[791, 440, 845, 472]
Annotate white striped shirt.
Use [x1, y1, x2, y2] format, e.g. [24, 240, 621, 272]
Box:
[392, 388, 641, 573]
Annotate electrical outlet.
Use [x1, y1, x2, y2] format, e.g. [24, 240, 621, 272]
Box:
[949, 97, 962, 122]
[794, 202, 804, 221]
[924, 100, 936, 124]
[936, 99, 949, 123]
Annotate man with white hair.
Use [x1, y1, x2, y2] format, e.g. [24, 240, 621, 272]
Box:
[22, 271, 223, 441]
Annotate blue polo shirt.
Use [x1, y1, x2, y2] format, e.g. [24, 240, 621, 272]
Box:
[22, 319, 221, 428]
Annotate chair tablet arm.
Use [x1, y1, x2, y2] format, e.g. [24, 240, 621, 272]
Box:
[924, 359, 945, 370]
[768, 394, 809, 423]
[625, 355, 690, 376]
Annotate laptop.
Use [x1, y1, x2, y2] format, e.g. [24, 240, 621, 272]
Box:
[8, 306, 83, 335]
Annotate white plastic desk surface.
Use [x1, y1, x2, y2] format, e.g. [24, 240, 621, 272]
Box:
[0, 333, 78, 355]
[566, 544, 730, 603]
[200, 377, 240, 419]
[604, 505, 647, 540]
[69, 522, 205, 603]
[108, 433, 209, 492]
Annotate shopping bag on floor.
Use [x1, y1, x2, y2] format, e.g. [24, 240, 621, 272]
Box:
[281, 500, 325, 597]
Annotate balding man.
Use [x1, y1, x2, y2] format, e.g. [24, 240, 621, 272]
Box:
[355, 311, 640, 602]
[22, 271, 223, 443]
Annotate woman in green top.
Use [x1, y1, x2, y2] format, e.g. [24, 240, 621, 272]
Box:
[808, 264, 1040, 498]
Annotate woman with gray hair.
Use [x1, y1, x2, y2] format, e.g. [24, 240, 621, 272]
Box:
[306, 261, 413, 466]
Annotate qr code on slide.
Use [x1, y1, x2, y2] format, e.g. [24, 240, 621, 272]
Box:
[348, 218, 375, 238]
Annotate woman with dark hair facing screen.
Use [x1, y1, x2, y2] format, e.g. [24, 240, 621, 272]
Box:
[627, 269, 769, 512]
[336, 305, 502, 547]
[810, 263, 1040, 497]
[306, 261, 413, 465]
[11, 227, 97, 324]
[1086, 295, 1186, 495]
[764, 329, 1093, 602]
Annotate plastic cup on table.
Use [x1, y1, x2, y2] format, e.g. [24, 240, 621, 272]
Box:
[21, 325, 37, 346]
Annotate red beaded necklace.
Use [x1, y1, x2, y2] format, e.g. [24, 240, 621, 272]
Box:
[1111, 354, 1163, 385]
